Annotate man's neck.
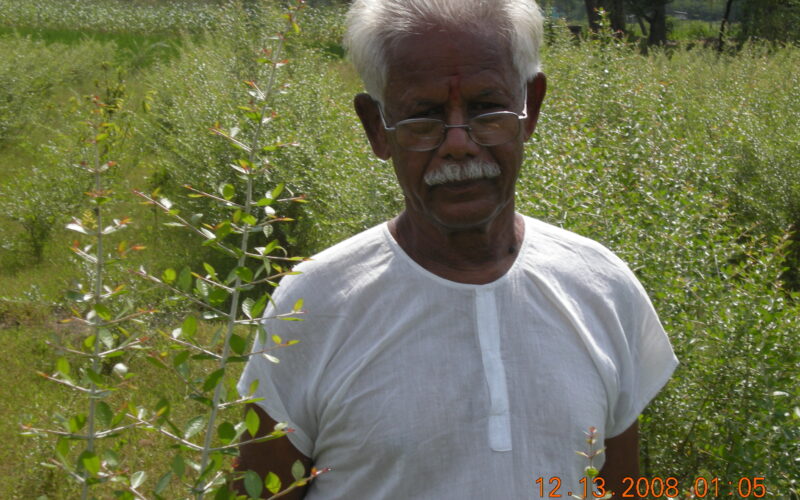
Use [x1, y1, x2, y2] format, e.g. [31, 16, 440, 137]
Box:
[388, 208, 524, 285]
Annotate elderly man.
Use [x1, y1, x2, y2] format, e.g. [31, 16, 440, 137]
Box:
[236, 0, 678, 498]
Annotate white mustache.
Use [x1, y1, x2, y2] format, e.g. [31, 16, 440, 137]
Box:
[424, 160, 501, 186]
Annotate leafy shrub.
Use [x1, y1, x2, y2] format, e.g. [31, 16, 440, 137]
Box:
[525, 29, 800, 495]
[0, 36, 116, 146]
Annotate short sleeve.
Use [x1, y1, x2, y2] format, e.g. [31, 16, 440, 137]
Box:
[237, 283, 317, 457]
[607, 270, 678, 437]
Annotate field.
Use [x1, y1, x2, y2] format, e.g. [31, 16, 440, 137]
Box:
[1, 0, 798, 498]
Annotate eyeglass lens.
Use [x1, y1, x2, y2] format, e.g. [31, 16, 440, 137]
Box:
[395, 112, 520, 151]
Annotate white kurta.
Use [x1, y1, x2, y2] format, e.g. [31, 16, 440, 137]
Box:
[238, 215, 678, 499]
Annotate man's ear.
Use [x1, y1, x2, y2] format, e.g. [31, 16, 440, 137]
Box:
[522, 72, 547, 140]
[354, 93, 391, 160]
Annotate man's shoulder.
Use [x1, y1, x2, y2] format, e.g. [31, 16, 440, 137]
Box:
[521, 215, 638, 287]
[276, 222, 391, 296]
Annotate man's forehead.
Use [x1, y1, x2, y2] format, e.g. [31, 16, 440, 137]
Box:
[383, 28, 518, 103]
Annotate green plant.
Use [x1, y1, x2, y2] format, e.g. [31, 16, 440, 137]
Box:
[21, 94, 150, 499]
[130, 3, 328, 497]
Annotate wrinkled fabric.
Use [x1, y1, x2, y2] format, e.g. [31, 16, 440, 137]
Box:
[238, 215, 678, 499]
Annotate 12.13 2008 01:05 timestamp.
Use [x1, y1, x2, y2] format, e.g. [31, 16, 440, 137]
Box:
[535, 476, 767, 498]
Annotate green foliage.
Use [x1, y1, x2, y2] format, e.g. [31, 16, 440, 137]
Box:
[530, 28, 800, 495]
[0, 0, 227, 35]
[0, 36, 117, 146]
[739, 0, 800, 42]
[0, 165, 85, 262]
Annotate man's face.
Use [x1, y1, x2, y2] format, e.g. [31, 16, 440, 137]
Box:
[376, 28, 537, 231]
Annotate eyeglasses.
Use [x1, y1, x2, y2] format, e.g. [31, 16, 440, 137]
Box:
[379, 99, 528, 152]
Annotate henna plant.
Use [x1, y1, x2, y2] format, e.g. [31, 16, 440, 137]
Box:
[22, 94, 151, 499]
[132, 2, 328, 498]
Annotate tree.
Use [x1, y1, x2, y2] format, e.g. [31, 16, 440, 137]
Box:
[584, 0, 627, 33]
[626, 0, 673, 45]
[739, 0, 800, 42]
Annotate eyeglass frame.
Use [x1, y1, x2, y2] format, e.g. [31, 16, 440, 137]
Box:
[377, 94, 529, 152]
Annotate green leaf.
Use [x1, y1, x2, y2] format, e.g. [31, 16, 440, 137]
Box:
[291, 459, 305, 481]
[251, 294, 268, 318]
[217, 421, 236, 443]
[98, 327, 114, 349]
[173, 350, 190, 368]
[241, 213, 258, 226]
[155, 398, 171, 418]
[55, 437, 70, 463]
[171, 454, 185, 478]
[85, 367, 104, 387]
[79, 450, 101, 476]
[292, 298, 304, 313]
[96, 401, 112, 428]
[208, 288, 228, 306]
[215, 221, 233, 240]
[131, 470, 146, 488]
[245, 407, 260, 437]
[177, 267, 193, 291]
[229, 333, 246, 355]
[244, 470, 263, 498]
[56, 357, 70, 378]
[203, 368, 225, 392]
[262, 239, 281, 256]
[103, 448, 120, 469]
[154, 471, 172, 495]
[94, 303, 112, 321]
[83, 334, 96, 350]
[221, 183, 235, 200]
[235, 266, 254, 283]
[271, 183, 285, 201]
[68, 414, 86, 433]
[184, 415, 205, 440]
[242, 297, 255, 319]
[203, 262, 217, 279]
[255, 197, 274, 207]
[162, 268, 176, 284]
[182, 315, 198, 338]
[265, 471, 281, 494]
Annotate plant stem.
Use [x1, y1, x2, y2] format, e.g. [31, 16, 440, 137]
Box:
[83, 127, 104, 500]
[194, 31, 286, 500]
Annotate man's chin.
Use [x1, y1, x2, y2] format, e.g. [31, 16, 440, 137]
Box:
[426, 201, 509, 232]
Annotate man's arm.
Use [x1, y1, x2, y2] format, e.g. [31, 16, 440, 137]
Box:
[599, 421, 639, 499]
[234, 403, 313, 500]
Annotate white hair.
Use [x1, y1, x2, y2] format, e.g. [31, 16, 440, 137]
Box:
[345, 0, 544, 104]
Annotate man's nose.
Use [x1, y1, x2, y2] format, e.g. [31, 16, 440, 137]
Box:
[438, 113, 480, 159]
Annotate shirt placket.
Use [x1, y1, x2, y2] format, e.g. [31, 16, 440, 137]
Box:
[474, 288, 512, 452]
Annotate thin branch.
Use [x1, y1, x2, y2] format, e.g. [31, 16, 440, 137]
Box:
[126, 414, 203, 451]
[130, 269, 228, 317]
[183, 185, 245, 209]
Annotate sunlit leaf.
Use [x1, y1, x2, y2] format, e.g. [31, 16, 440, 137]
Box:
[184, 416, 205, 440]
[131, 470, 146, 489]
[56, 357, 70, 378]
[182, 315, 197, 338]
[246, 407, 260, 437]
[79, 450, 101, 476]
[162, 268, 176, 283]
